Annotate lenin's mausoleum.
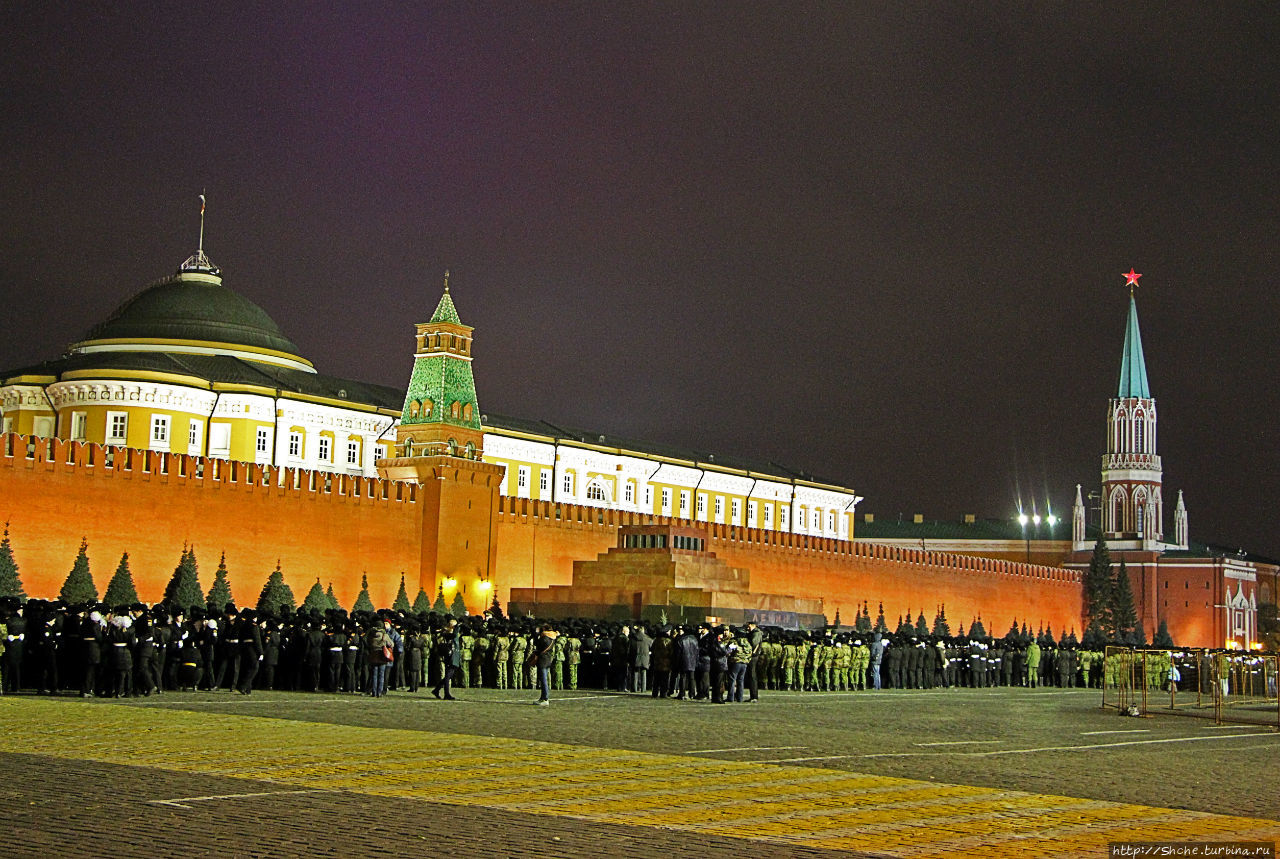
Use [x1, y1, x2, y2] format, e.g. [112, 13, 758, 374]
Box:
[1, 236, 1273, 647]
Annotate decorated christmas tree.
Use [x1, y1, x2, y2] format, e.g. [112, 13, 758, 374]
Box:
[205, 552, 235, 613]
[59, 538, 98, 603]
[163, 546, 205, 613]
[0, 521, 27, 601]
[392, 573, 412, 612]
[256, 562, 296, 615]
[103, 552, 139, 606]
[352, 572, 375, 613]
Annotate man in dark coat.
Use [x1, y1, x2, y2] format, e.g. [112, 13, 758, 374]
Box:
[236, 609, 263, 694]
[430, 617, 461, 700]
[673, 625, 699, 700]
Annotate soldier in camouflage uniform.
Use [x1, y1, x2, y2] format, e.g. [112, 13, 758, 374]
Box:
[456, 627, 474, 688]
[492, 626, 510, 690]
[509, 630, 527, 690]
[781, 635, 800, 690]
[804, 636, 822, 691]
[851, 639, 869, 690]
[471, 627, 489, 688]
[834, 638, 851, 690]
[821, 637, 837, 691]
[566, 631, 581, 690]
[550, 629, 567, 690]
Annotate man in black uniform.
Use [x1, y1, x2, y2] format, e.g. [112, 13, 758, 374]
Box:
[236, 608, 263, 694]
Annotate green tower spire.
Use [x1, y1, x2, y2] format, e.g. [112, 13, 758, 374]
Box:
[395, 272, 484, 459]
[1117, 293, 1151, 398]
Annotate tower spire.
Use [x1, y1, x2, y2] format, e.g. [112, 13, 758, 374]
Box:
[1117, 273, 1150, 399]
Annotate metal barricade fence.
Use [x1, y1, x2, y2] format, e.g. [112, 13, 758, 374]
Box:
[1101, 646, 1278, 730]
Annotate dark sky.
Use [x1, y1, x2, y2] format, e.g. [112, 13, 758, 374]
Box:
[2, 4, 1278, 558]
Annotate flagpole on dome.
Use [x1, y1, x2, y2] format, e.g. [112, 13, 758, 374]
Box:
[180, 191, 219, 276]
[199, 190, 206, 254]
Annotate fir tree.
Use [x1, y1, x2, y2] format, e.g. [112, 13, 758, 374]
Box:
[164, 546, 205, 613]
[931, 604, 951, 637]
[0, 521, 27, 601]
[969, 615, 987, 639]
[352, 573, 375, 613]
[956, 621, 966, 638]
[206, 552, 235, 613]
[432, 585, 448, 614]
[489, 593, 505, 619]
[1042, 624, 1056, 648]
[59, 538, 98, 604]
[1006, 619, 1020, 641]
[392, 573, 412, 612]
[1081, 619, 1108, 650]
[256, 562, 296, 615]
[1110, 560, 1138, 643]
[856, 603, 872, 633]
[302, 578, 329, 612]
[412, 587, 433, 614]
[873, 602, 887, 633]
[1131, 620, 1147, 648]
[895, 614, 909, 636]
[833, 608, 842, 628]
[325, 582, 340, 611]
[1152, 619, 1175, 648]
[449, 590, 468, 618]
[103, 552, 139, 606]
[914, 610, 929, 637]
[1084, 536, 1114, 635]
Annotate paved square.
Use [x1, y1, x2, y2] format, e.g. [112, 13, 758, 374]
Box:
[1, 687, 1276, 857]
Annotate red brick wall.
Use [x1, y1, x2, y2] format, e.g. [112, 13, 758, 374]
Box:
[492, 497, 1083, 633]
[0, 435, 423, 610]
[1, 437, 1084, 633]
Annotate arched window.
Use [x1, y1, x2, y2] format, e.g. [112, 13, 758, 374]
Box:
[408, 401, 420, 418]
[1134, 411, 1145, 452]
[586, 483, 607, 502]
[422, 399, 433, 418]
[1112, 492, 1126, 532]
[462, 403, 473, 421]
[464, 441, 476, 459]
[447, 438, 457, 456]
[1135, 502, 1145, 536]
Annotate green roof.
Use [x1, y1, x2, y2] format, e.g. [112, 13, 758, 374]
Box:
[429, 290, 462, 325]
[400, 353, 481, 429]
[77, 273, 303, 357]
[1117, 295, 1151, 398]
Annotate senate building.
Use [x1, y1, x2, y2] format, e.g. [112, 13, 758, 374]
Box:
[0, 227, 1272, 647]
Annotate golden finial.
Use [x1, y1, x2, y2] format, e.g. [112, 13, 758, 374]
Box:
[443, 269, 450, 293]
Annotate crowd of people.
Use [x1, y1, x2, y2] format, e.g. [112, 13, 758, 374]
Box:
[0, 597, 1268, 701]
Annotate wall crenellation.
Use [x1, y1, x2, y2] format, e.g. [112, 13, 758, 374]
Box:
[1, 433, 419, 507]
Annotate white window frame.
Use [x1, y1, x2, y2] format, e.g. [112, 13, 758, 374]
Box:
[679, 490, 690, 517]
[318, 436, 331, 463]
[288, 431, 303, 459]
[747, 500, 757, 528]
[661, 487, 671, 514]
[780, 506, 789, 530]
[540, 470, 548, 495]
[347, 439, 361, 467]
[562, 472, 573, 496]
[697, 493, 706, 518]
[189, 420, 202, 449]
[106, 411, 128, 444]
[70, 411, 88, 441]
[714, 496, 723, 522]
[375, 443, 388, 461]
[763, 504, 773, 528]
[256, 427, 270, 455]
[731, 498, 741, 525]
[624, 482, 634, 504]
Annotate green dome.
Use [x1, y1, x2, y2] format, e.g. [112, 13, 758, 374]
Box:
[76, 272, 304, 358]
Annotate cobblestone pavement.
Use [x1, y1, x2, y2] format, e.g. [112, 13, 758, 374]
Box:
[2, 694, 1278, 858]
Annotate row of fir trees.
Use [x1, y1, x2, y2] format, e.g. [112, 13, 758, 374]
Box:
[0, 525, 494, 618]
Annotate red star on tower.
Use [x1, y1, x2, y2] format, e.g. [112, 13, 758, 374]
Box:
[1123, 268, 1142, 288]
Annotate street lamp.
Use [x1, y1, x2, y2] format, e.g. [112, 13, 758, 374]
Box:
[1017, 509, 1058, 563]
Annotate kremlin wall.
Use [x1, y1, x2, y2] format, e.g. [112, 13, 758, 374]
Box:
[0, 432, 1083, 633]
[1, 236, 1271, 647]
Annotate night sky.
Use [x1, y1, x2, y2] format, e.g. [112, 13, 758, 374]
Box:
[2, 5, 1277, 558]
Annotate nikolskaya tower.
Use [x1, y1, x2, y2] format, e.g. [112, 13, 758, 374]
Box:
[1072, 268, 1188, 552]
